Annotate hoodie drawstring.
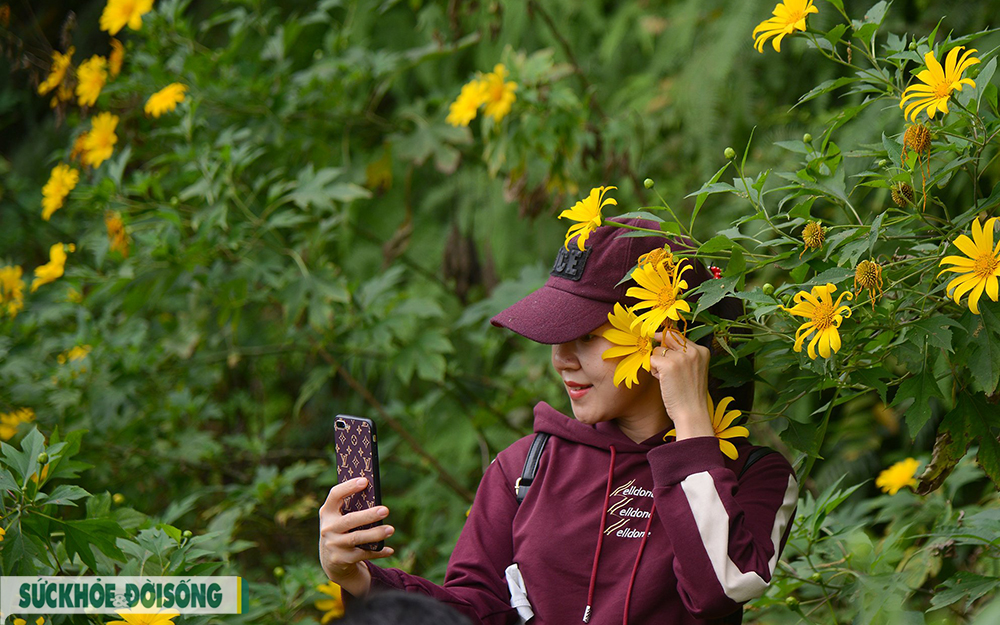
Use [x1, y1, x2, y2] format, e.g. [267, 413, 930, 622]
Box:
[583, 445, 616, 623]
[622, 502, 656, 625]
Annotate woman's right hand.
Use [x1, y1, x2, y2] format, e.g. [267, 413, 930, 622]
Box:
[319, 477, 396, 597]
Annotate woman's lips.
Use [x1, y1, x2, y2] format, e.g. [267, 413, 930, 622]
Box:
[566, 382, 592, 400]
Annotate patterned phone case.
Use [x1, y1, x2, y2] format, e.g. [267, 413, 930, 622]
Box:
[334, 415, 383, 551]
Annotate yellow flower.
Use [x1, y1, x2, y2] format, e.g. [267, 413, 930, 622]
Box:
[82, 112, 119, 168]
[144, 83, 187, 118]
[876, 458, 920, 495]
[781, 283, 853, 359]
[752, 0, 818, 53]
[601, 303, 655, 389]
[31, 243, 75, 293]
[0, 408, 34, 441]
[637, 246, 674, 271]
[315, 581, 345, 624]
[100, 0, 155, 35]
[0, 413, 20, 441]
[107, 607, 180, 625]
[900, 47, 979, 122]
[626, 259, 692, 337]
[70, 132, 90, 163]
[800, 220, 824, 257]
[0, 265, 25, 318]
[41, 163, 80, 221]
[665, 394, 750, 460]
[938, 217, 1000, 315]
[109, 38, 125, 78]
[446, 79, 486, 127]
[853, 259, 883, 310]
[28, 463, 49, 485]
[105, 211, 132, 257]
[0, 525, 5, 542]
[51, 83, 75, 109]
[481, 63, 517, 122]
[557, 186, 617, 251]
[37, 47, 74, 96]
[66, 345, 92, 363]
[76, 55, 108, 107]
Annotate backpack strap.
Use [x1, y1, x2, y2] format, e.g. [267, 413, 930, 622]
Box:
[515, 433, 551, 504]
[738, 446, 776, 480]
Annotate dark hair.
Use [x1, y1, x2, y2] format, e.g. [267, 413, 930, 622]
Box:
[700, 293, 755, 416]
[341, 591, 473, 625]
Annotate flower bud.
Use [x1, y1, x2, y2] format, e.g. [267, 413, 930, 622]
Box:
[643, 178, 654, 189]
[724, 147, 737, 160]
[113, 493, 125, 504]
[182, 530, 193, 539]
[37, 452, 49, 465]
[274, 566, 286, 578]
[802, 133, 812, 143]
[877, 159, 888, 168]
[170, 196, 180, 206]
[809, 572, 823, 583]
[785, 596, 800, 609]
[762, 283, 774, 296]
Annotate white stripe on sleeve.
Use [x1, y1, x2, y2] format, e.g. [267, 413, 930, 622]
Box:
[679, 471, 798, 602]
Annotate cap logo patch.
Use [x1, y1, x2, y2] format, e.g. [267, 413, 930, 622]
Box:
[551, 247, 590, 281]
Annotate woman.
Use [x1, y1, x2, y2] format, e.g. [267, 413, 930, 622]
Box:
[319, 219, 798, 624]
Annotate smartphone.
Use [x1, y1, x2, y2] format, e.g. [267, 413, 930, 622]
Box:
[334, 414, 383, 551]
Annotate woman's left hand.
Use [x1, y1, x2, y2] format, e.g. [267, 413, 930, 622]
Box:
[649, 330, 715, 439]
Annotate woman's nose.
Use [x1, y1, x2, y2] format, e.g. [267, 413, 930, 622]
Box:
[551, 342, 579, 370]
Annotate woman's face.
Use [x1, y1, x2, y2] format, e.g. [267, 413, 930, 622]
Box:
[551, 323, 665, 428]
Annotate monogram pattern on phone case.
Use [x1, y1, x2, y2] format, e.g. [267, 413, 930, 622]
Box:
[335, 420, 380, 550]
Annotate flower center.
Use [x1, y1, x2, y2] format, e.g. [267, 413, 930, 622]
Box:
[657, 286, 676, 309]
[974, 252, 999, 278]
[933, 82, 953, 99]
[812, 302, 835, 330]
[636, 335, 650, 353]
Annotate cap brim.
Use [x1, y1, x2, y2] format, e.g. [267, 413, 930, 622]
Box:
[490, 285, 613, 344]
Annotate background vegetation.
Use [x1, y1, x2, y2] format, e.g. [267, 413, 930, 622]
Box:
[2, 0, 1000, 623]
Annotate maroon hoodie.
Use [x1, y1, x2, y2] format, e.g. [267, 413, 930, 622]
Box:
[364, 402, 798, 624]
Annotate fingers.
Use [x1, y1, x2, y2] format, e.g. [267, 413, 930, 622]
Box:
[321, 478, 368, 515]
[336, 506, 390, 533]
[347, 525, 395, 549]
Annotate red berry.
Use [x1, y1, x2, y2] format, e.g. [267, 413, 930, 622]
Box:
[710, 266, 722, 279]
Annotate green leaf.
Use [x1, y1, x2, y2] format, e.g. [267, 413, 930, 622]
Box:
[1, 521, 40, 574]
[908, 316, 963, 353]
[883, 132, 904, 168]
[698, 235, 734, 254]
[795, 76, 857, 107]
[961, 393, 1000, 489]
[930, 572, 1000, 610]
[867, 211, 886, 256]
[615, 210, 664, 222]
[293, 366, 334, 418]
[915, 402, 972, 495]
[688, 163, 729, 231]
[691, 276, 738, 317]
[962, 302, 1000, 394]
[852, 367, 891, 404]
[36, 484, 91, 506]
[49, 518, 129, 571]
[891, 367, 944, 439]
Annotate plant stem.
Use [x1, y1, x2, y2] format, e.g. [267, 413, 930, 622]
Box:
[798, 386, 840, 490]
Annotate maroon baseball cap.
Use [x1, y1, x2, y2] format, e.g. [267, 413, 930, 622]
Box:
[490, 218, 712, 344]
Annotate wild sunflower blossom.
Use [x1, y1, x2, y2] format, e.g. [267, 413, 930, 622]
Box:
[107, 607, 179, 625]
[76, 55, 108, 107]
[481, 63, 517, 122]
[145, 83, 187, 118]
[446, 79, 487, 127]
[900, 46, 980, 122]
[626, 259, 692, 337]
[601, 303, 655, 389]
[938, 217, 1000, 315]
[82, 113, 119, 168]
[752, 0, 818, 53]
[31, 243, 75, 293]
[105, 210, 131, 257]
[37, 47, 74, 96]
[781, 283, 853, 360]
[665, 394, 749, 460]
[0, 265, 25, 318]
[315, 582, 345, 624]
[100, 0, 155, 35]
[558, 186, 617, 251]
[109, 38, 125, 77]
[876, 458, 920, 495]
[41, 163, 80, 221]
